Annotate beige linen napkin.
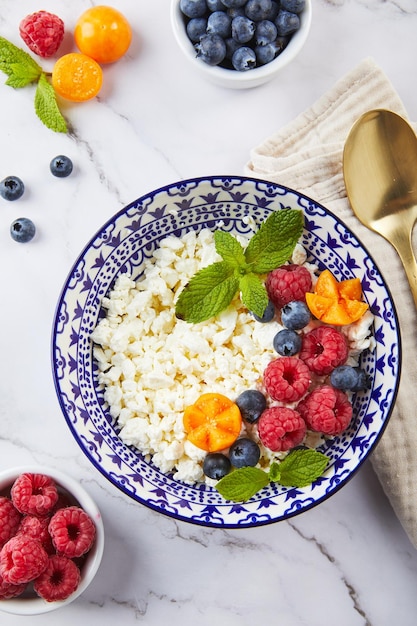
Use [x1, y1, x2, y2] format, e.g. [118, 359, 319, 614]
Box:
[245, 57, 417, 548]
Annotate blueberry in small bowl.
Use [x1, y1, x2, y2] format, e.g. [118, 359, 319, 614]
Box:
[171, 0, 312, 88]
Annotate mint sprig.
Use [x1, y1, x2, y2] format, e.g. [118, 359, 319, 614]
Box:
[0, 35, 67, 133]
[215, 449, 329, 502]
[175, 209, 303, 323]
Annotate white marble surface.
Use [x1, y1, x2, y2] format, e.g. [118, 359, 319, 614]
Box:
[1, 0, 417, 623]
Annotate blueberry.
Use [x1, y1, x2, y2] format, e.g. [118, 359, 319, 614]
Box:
[351, 368, 372, 392]
[281, 301, 311, 330]
[203, 453, 231, 479]
[273, 328, 302, 356]
[255, 43, 276, 65]
[275, 9, 300, 36]
[264, 0, 280, 20]
[235, 389, 267, 423]
[251, 299, 275, 323]
[180, 0, 207, 18]
[186, 17, 207, 42]
[196, 33, 227, 65]
[245, 0, 274, 21]
[221, 0, 247, 7]
[10, 217, 36, 243]
[330, 365, 359, 391]
[50, 155, 73, 178]
[229, 438, 261, 468]
[227, 7, 246, 18]
[206, 0, 224, 10]
[207, 11, 232, 38]
[255, 20, 277, 45]
[280, 0, 305, 13]
[225, 37, 241, 59]
[231, 15, 255, 44]
[0, 176, 25, 201]
[232, 45, 256, 70]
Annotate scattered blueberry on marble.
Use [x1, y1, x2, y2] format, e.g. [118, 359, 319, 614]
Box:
[180, 0, 304, 71]
[10, 217, 36, 243]
[0, 176, 25, 201]
[50, 155, 73, 178]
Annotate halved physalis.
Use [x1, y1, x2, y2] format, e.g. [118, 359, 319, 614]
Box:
[306, 269, 368, 326]
[183, 393, 242, 452]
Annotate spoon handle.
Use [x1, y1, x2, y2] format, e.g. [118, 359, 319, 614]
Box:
[387, 227, 417, 311]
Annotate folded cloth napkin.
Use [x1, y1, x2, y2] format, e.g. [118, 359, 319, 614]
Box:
[245, 57, 417, 549]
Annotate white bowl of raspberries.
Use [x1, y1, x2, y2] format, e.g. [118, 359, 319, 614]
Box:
[171, 0, 312, 88]
[0, 467, 104, 615]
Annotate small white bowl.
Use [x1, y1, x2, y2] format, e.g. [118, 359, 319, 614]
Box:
[170, 0, 312, 89]
[0, 466, 104, 615]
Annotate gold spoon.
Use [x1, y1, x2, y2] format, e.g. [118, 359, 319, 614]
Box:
[343, 108, 417, 310]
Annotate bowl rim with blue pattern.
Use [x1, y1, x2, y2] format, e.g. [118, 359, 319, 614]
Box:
[51, 176, 401, 528]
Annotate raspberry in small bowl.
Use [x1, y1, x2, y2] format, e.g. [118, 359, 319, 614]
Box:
[0, 466, 104, 616]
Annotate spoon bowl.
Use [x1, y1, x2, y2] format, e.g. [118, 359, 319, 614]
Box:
[343, 109, 417, 309]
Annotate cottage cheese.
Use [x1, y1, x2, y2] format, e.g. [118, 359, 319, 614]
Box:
[92, 228, 374, 485]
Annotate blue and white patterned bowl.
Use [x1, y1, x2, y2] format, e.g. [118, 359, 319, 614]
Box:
[52, 176, 401, 528]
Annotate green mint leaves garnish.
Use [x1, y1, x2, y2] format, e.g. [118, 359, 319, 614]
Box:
[35, 73, 68, 133]
[175, 209, 303, 323]
[0, 36, 67, 133]
[215, 449, 329, 502]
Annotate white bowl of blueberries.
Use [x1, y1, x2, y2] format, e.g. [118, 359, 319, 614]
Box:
[171, 0, 312, 88]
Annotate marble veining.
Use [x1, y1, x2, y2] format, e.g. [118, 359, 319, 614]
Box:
[1, 0, 417, 624]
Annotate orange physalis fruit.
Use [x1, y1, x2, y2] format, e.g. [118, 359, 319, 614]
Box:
[183, 393, 242, 452]
[52, 53, 103, 102]
[305, 269, 369, 326]
[74, 6, 132, 64]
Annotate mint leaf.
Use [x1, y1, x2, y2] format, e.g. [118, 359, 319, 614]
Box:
[216, 467, 270, 502]
[268, 461, 281, 483]
[34, 73, 68, 133]
[215, 230, 246, 267]
[239, 272, 269, 318]
[175, 261, 239, 323]
[245, 209, 304, 273]
[0, 36, 42, 87]
[273, 449, 329, 487]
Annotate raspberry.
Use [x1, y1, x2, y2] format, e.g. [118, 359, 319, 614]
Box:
[0, 535, 48, 585]
[34, 555, 81, 602]
[0, 497, 21, 549]
[19, 11, 64, 58]
[297, 385, 353, 435]
[17, 515, 54, 554]
[266, 264, 312, 309]
[299, 326, 348, 375]
[11, 473, 59, 516]
[264, 357, 311, 403]
[0, 570, 26, 599]
[48, 506, 96, 558]
[257, 406, 306, 452]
